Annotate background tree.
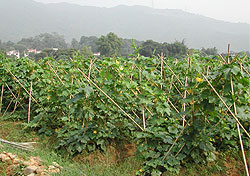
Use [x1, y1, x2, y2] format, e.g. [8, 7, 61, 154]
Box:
[97, 32, 123, 57]
[17, 33, 67, 50]
[71, 38, 80, 50]
[139, 40, 162, 57]
[120, 39, 143, 57]
[79, 36, 98, 53]
[140, 40, 188, 58]
[201, 47, 218, 56]
[81, 45, 93, 58]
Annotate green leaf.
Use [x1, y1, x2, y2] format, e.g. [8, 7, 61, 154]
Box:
[83, 86, 94, 97]
[69, 93, 84, 103]
[206, 152, 216, 162]
[168, 126, 178, 134]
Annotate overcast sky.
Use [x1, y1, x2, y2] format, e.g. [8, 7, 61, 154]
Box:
[35, 0, 250, 24]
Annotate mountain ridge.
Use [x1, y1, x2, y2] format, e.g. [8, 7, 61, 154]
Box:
[0, 0, 249, 52]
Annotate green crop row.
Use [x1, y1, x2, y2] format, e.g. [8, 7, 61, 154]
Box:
[0, 52, 249, 175]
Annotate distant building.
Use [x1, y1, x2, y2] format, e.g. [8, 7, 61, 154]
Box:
[93, 52, 101, 56]
[24, 49, 42, 57]
[27, 49, 37, 54]
[6, 50, 20, 59]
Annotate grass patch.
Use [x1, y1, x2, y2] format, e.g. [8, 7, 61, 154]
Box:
[0, 120, 249, 176]
[0, 120, 142, 176]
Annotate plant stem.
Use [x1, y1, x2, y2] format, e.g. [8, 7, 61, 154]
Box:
[77, 68, 144, 131]
[28, 81, 32, 123]
[0, 84, 4, 115]
[142, 105, 146, 130]
[202, 73, 250, 139]
[231, 75, 249, 176]
[162, 119, 191, 161]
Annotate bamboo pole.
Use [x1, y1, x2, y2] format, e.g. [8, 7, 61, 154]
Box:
[47, 62, 65, 86]
[182, 76, 188, 126]
[206, 66, 210, 76]
[175, 143, 185, 157]
[68, 77, 74, 121]
[173, 83, 183, 98]
[11, 95, 25, 115]
[182, 56, 190, 126]
[230, 76, 249, 176]
[167, 98, 180, 113]
[162, 119, 191, 161]
[218, 54, 226, 64]
[77, 68, 144, 131]
[28, 81, 32, 123]
[227, 44, 230, 63]
[159, 53, 164, 90]
[8, 70, 38, 104]
[5, 83, 17, 99]
[163, 60, 184, 87]
[202, 73, 250, 138]
[12, 88, 20, 113]
[130, 65, 134, 82]
[167, 98, 189, 124]
[2, 93, 16, 117]
[236, 60, 250, 77]
[4, 84, 26, 113]
[0, 84, 4, 115]
[47, 62, 75, 99]
[169, 75, 175, 91]
[139, 68, 142, 82]
[88, 59, 93, 79]
[142, 105, 146, 129]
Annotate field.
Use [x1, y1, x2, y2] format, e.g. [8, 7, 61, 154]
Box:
[0, 52, 250, 175]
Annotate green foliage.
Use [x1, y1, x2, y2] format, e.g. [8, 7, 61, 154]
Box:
[139, 40, 188, 58]
[0, 53, 249, 175]
[35, 48, 77, 60]
[80, 45, 93, 58]
[17, 32, 67, 50]
[97, 32, 123, 57]
[201, 47, 218, 56]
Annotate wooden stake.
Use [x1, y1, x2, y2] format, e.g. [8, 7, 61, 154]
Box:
[11, 95, 25, 115]
[159, 53, 164, 90]
[68, 77, 74, 121]
[2, 93, 16, 117]
[231, 76, 249, 176]
[236, 60, 250, 77]
[77, 68, 144, 131]
[139, 68, 142, 82]
[227, 44, 230, 63]
[167, 98, 179, 113]
[163, 60, 184, 87]
[142, 105, 146, 129]
[0, 84, 4, 115]
[218, 54, 226, 64]
[182, 76, 188, 126]
[5, 84, 25, 112]
[47, 62, 65, 86]
[206, 66, 210, 76]
[8, 70, 38, 104]
[88, 59, 93, 79]
[173, 83, 183, 98]
[12, 88, 20, 114]
[28, 81, 32, 123]
[202, 73, 250, 138]
[163, 119, 191, 161]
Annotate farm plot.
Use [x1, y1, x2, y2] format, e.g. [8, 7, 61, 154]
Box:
[0, 52, 249, 175]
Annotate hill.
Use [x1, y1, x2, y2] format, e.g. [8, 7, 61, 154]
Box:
[0, 0, 249, 51]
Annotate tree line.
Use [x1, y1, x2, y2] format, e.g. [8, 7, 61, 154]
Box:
[0, 32, 223, 59]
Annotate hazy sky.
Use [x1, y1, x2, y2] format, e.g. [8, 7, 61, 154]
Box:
[35, 0, 250, 24]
